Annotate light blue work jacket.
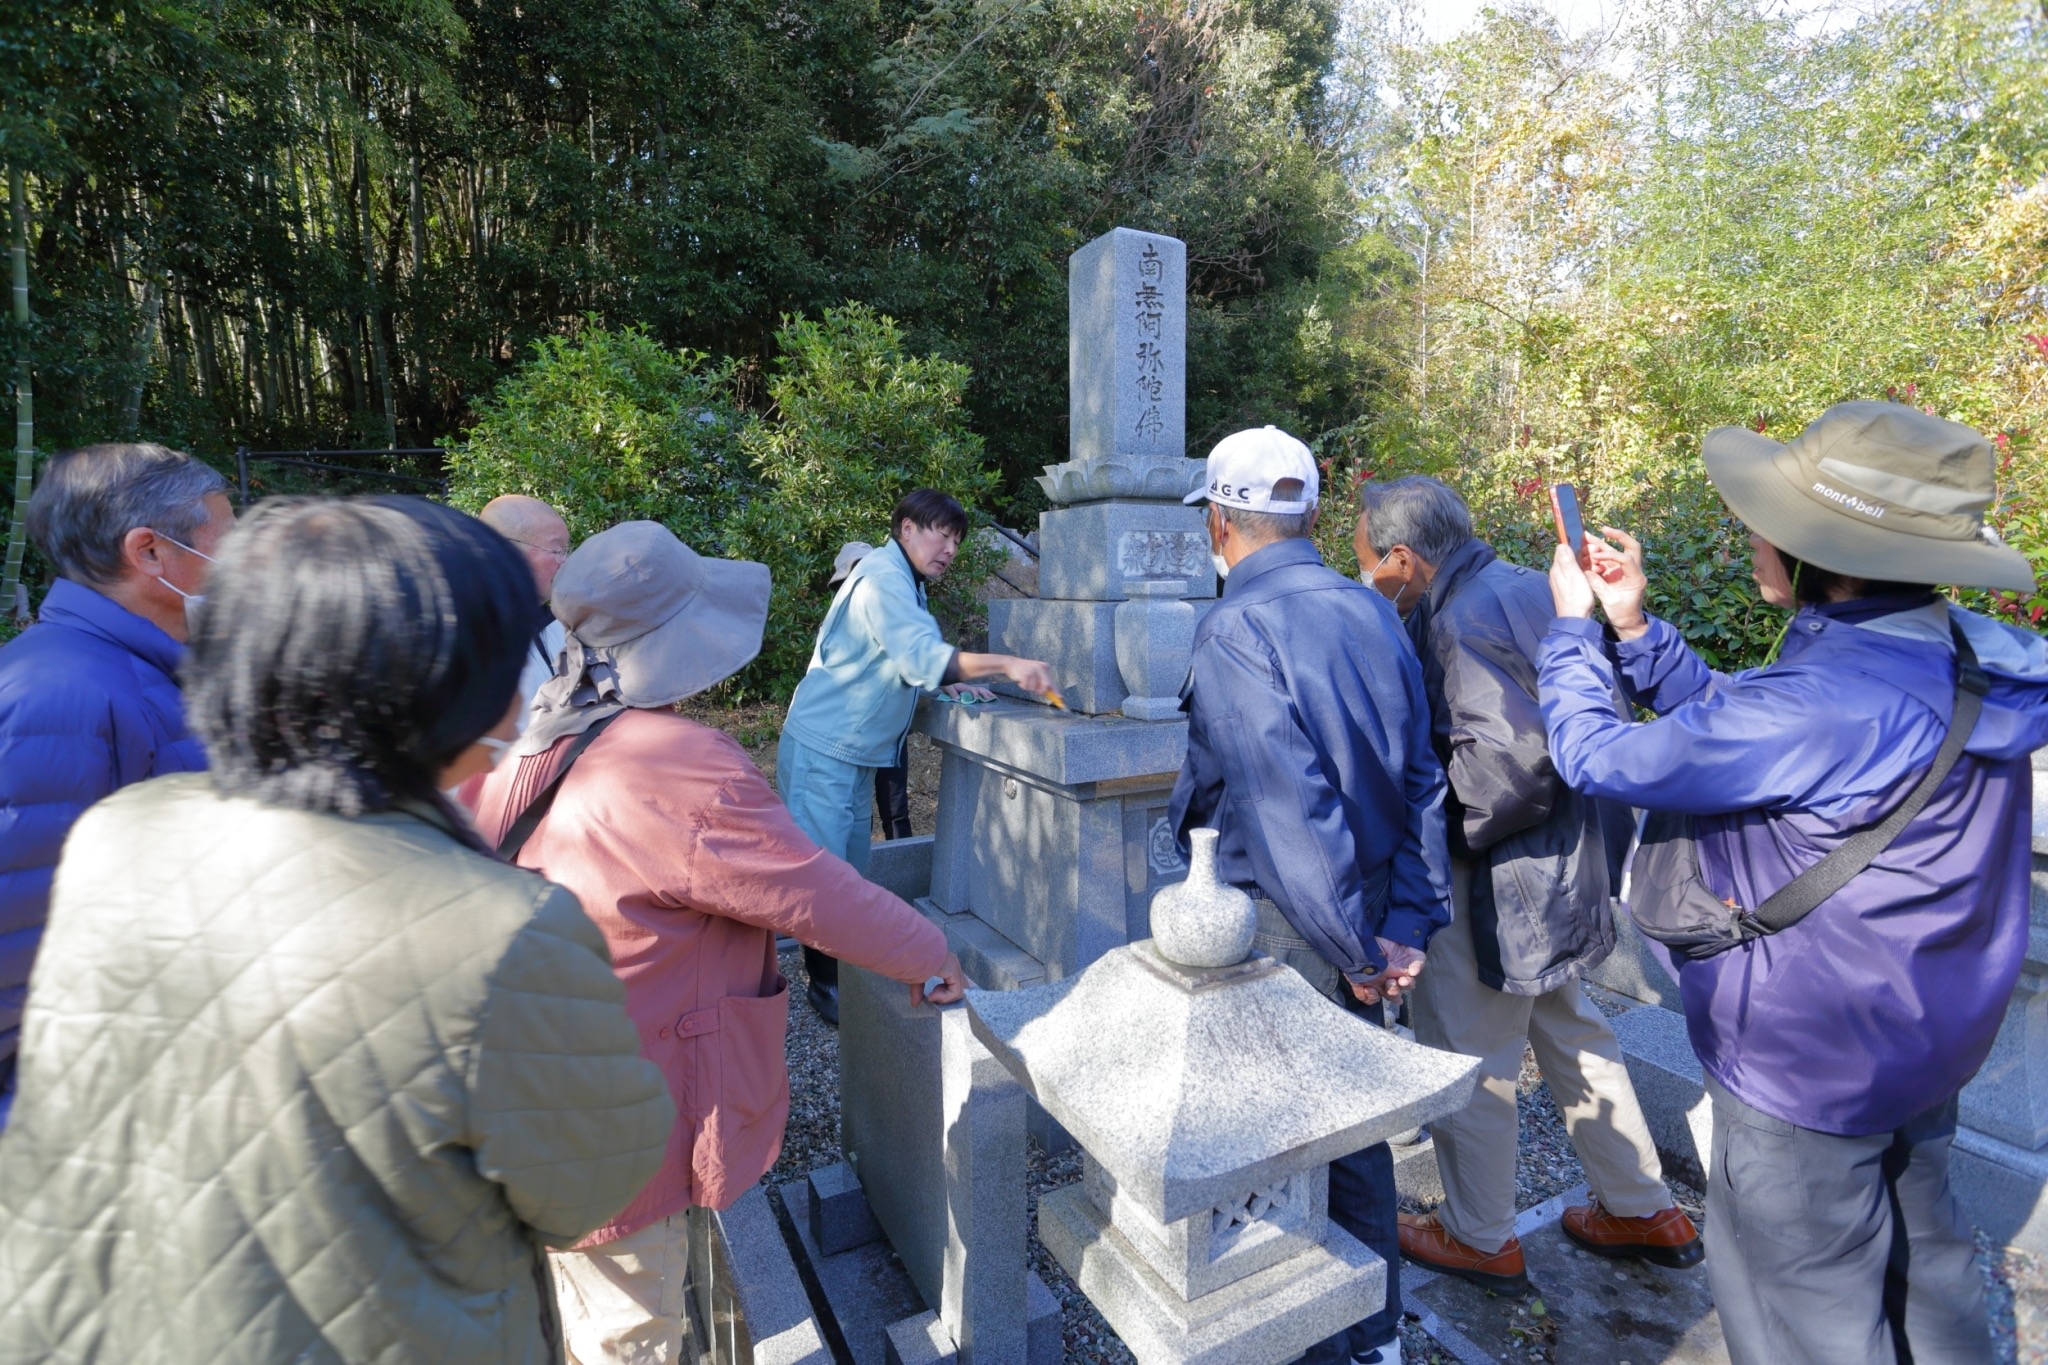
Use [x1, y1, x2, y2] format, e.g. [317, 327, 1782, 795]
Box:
[782, 538, 956, 767]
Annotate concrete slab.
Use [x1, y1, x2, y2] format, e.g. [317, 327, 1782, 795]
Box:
[808, 1161, 882, 1256]
[839, 963, 949, 1308]
[781, 1177, 930, 1365]
[1611, 1004, 1714, 1189]
[1953, 1124, 2048, 1258]
[1404, 1185, 1724, 1365]
[867, 834, 935, 906]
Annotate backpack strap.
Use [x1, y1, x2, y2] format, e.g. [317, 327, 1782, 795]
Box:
[1753, 618, 1988, 933]
[495, 711, 625, 862]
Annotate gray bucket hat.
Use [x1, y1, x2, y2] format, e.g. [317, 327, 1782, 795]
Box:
[1702, 401, 2034, 592]
[550, 520, 770, 706]
[514, 521, 771, 757]
[829, 541, 876, 587]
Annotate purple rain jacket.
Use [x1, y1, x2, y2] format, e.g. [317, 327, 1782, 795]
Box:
[0, 578, 207, 1125]
[1538, 598, 2048, 1136]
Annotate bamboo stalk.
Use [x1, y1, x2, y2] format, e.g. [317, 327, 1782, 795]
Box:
[3, 166, 34, 621]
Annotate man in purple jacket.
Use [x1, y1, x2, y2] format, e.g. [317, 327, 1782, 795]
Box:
[0, 443, 233, 1127]
[1539, 402, 2047, 1365]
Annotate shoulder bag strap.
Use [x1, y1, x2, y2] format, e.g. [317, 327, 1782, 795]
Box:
[495, 711, 625, 862]
[1754, 618, 1989, 933]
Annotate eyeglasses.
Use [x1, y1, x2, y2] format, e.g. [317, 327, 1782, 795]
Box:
[507, 538, 571, 560]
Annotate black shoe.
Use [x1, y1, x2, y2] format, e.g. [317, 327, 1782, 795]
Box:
[805, 979, 840, 1028]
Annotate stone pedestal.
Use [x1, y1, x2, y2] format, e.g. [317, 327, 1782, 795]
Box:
[968, 937, 1479, 1364]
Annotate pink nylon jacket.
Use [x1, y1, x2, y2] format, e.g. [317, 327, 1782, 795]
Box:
[469, 708, 948, 1237]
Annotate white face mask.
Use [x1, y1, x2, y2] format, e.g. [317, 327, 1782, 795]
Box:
[1211, 552, 1231, 581]
[156, 532, 216, 632]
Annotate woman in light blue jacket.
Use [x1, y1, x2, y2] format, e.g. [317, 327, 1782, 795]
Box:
[778, 489, 1054, 1023]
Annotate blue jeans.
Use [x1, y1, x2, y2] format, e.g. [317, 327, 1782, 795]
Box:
[1301, 993, 1400, 1361]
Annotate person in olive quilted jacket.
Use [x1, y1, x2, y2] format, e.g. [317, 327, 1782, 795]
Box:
[0, 497, 673, 1365]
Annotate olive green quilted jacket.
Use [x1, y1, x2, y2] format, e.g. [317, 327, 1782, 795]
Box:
[0, 774, 674, 1364]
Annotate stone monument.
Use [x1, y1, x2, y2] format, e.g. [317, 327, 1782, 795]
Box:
[967, 834, 1481, 1363]
[916, 225, 1214, 998]
[797, 229, 1216, 1365]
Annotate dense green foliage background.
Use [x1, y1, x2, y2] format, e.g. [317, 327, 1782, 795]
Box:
[3, 0, 2043, 668]
[1318, 0, 2048, 657]
[0, 0, 1362, 490]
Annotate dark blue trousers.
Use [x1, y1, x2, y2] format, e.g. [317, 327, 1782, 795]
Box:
[1301, 995, 1400, 1361]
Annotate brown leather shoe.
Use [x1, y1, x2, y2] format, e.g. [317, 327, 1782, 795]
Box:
[1397, 1211, 1532, 1295]
[1561, 1202, 1705, 1269]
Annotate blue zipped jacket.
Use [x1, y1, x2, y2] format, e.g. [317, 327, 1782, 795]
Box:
[1540, 601, 2048, 1135]
[783, 537, 956, 768]
[0, 578, 208, 1125]
[1168, 537, 1453, 980]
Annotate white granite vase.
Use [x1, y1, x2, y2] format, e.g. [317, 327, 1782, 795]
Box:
[1150, 827, 1256, 968]
[1115, 578, 1196, 722]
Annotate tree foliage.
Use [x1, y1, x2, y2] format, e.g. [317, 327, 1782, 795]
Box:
[1, 0, 1364, 516]
[1327, 0, 2048, 662]
[447, 306, 1003, 698]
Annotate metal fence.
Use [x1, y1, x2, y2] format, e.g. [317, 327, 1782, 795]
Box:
[233, 446, 448, 510]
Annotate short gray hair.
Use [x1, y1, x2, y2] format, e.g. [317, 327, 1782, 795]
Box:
[1356, 476, 1472, 566]
[26, 443, 229, 587]
[1215, 477, 1316, 544]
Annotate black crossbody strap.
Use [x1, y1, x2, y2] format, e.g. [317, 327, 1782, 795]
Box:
[496, 711, 625, 862]
[1754, 619, 1988, 933]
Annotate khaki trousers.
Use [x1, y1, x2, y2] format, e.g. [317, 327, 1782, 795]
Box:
[1409, 859, 1670, 1252]
[550, 1214, 691, 1365]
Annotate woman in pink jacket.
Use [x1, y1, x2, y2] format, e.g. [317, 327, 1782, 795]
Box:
[468, 521, 967, 1365]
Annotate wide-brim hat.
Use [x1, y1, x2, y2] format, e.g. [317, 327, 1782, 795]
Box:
[550, 521, 771, 705]
[1702, 401, 2034, 592]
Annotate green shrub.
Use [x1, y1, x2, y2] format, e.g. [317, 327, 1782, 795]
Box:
[444, 322, 752, 553]
[729, 303, 1002, 697]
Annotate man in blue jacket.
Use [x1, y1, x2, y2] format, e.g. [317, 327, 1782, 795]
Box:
[1168, 426, 1453, 1365]
[0, 443, 234, 1126]
[779, 489, 1053, 1024]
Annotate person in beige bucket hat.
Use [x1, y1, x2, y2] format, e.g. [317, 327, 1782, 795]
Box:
[465, 521, 968, 1365]
[1700, 400, 2034, 594]
[1534, 403, 2047, 1365]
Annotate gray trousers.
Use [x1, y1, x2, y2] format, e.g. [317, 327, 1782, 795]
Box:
[1704, 1075, 1992, 1365]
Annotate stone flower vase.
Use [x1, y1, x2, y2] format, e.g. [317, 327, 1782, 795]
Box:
[1150, 827, 1256, 969]
[1115, 577, 1196, 722]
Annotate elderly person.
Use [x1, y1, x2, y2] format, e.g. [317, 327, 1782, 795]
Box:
[1357, 476, 1700, 1294]
[468, 522, 969, 1365]
[779, 490, 1051, 1024]
[479, 494, 573, 720]
[1541, 402, 2047, 1365]
[0, 496, 671, 1364]
[0, 441, 235, 1127]
[1170, 427, 1453, 1365]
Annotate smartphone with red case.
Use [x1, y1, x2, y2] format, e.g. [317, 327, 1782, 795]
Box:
[1550, 483, 1589, 568]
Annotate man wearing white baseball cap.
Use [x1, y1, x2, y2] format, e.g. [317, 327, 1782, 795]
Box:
[1171, 425, 1455, 1365]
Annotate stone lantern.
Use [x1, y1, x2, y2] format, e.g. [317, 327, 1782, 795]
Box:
[965, 831, 1479, 1364]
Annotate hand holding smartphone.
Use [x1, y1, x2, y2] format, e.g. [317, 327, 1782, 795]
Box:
[1550, 483, 1589, 569]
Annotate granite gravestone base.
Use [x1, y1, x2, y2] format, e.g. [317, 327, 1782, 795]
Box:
[786, 965, 1058, 1365]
